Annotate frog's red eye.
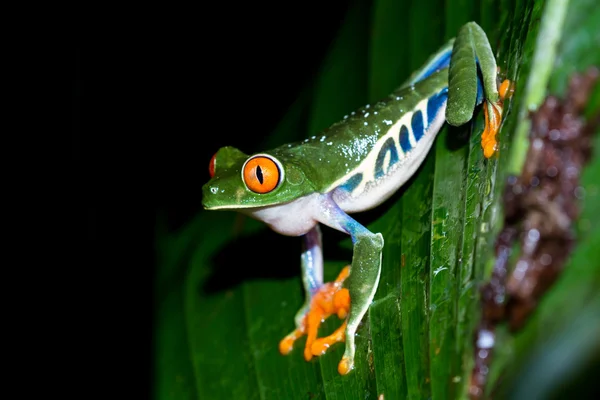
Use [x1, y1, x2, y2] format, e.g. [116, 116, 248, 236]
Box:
[208, 152, 217, 178]
[242, 155, 282, 194]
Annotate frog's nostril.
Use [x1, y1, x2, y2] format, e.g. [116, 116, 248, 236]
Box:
[210, 186, 218, 194]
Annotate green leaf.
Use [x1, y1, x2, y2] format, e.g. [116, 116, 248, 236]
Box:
[155, 0, 600, 398]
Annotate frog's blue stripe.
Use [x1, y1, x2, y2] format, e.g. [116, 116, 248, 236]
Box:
[374, 137, 399, 178]
[475, 68, 484, 106]
[411, 110, 425, 142]
[340, 172, 363, 192]
[427, 87, 449, 127]
[408, 47, 452, 84]
[399, 125, 412, 153]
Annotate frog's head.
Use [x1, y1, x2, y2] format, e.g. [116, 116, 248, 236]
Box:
[202, 146, 315, 211]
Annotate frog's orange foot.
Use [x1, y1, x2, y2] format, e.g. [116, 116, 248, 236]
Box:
[482, 79, 514, 158]
[311, 320, 346, 356]
[338, 356, 354, 375]
[278, 266, 351, 362]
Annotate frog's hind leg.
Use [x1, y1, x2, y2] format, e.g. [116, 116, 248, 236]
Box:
[446, 21, 514, 158]
[316, 196, 384, 375]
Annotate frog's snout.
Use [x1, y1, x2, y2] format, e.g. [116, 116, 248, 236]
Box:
[201, 182, 219, 209]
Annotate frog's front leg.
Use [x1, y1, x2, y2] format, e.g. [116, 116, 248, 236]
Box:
[279, 225, 351, 362]
[293, 224, 325, 332]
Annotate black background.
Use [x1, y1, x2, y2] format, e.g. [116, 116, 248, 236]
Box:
[79, 2, 351, 232]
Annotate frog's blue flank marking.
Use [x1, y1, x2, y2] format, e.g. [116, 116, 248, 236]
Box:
[399, 125, 412, 153]
[408, 47, 453, 85]
[427, 88, 449, 127]
[340, 173, 363, 192]
[411, 110, 425, 141]
[374, 137, 399, 178]
[475, 70, 485, 106]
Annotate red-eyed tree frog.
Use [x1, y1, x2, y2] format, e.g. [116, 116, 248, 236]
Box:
[202, 22, 512, 375]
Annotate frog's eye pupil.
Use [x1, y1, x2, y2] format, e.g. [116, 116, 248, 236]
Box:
[256, 166, 264, 184]
[242, 155, 282, 194]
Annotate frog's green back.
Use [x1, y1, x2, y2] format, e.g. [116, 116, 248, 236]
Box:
[269, 68, 449, 193]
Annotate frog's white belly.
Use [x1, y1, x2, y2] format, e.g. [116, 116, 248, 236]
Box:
[245, 193, 322, 236]
[333, 97, 447, 213]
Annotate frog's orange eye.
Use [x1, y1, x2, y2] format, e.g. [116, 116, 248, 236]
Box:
[209, 152, 217, 178]
[242, 155, 282, 194]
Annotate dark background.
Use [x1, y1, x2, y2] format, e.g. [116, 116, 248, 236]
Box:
[78, 2, 351, 232]
[78, 4, 353, 262]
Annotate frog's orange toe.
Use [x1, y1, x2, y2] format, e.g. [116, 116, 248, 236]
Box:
[311, 340, 330, 356]
[338, 356, 354, 375]
[481, 79, 513, 159]
[482, 101, 502, 158]
[482, 135, 499, 159]
[279, 336, 296, 355]
[498, 79, 515, 100]
[304, 346, 314, 361]
[310, 320, 347, 356]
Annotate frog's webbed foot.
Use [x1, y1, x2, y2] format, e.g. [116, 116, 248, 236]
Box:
[482, 78, 514, 158]
[279, 266, 351, 361]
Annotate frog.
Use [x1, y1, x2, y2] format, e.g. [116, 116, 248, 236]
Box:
[202, 21, 512, 375]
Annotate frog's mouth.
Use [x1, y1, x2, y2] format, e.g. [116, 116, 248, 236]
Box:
[201, 181, 278, 211]
[201, 183, 242, 210]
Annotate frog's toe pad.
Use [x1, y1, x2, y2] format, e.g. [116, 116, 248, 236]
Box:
[279, 335, 297, 355]
[338, 356, 354, 375]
